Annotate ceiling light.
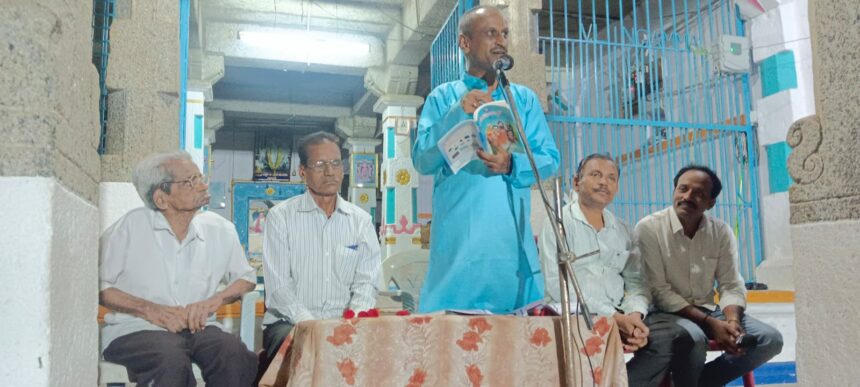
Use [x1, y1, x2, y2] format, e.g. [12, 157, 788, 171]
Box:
[239, 30, 370, 58]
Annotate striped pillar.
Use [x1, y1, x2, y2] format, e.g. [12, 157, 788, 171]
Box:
[373, 95, 424, 259]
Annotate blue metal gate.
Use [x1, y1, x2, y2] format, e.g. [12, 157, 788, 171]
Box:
[428, 0, 762, 281]
[430, 0, 474, 89]
[541, 0, 761, 281]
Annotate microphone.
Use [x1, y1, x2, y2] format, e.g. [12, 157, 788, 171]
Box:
[493, 55, 514, 71]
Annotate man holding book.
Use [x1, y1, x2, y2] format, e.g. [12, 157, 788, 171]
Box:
[538, 154, 694, 387]
[412, 5, 560, 313]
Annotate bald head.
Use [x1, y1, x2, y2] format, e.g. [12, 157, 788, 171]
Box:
[458, 5, 504, 36]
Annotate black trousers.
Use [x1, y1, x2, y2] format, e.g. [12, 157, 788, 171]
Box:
[259, 321, 295, 375]
[103, 326, 257, 387]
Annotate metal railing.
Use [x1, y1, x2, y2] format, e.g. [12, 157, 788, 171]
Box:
[92, 0, 115, 155]
[541, 0, 762, 281]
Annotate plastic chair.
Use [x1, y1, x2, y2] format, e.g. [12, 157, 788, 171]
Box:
[655, 339, 755, 387]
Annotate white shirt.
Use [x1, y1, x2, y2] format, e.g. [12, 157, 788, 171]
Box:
[99, 208, 255, 351]
[538, 201, 650, 317]
[635, 207, 747, 313]
[262, 192, 381, 325]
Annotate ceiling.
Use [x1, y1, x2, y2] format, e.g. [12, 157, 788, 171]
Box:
[190, 0, 457, 142]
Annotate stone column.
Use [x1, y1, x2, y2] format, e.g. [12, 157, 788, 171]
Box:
[345, 138, 382, 221]
[99, 0, 181, 229]
[0, 1, 101, 385]
[787, 1, 860, 384]
[374, 95, 424, 259]
[484, 0, 547, 109]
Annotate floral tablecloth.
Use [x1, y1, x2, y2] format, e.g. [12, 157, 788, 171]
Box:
[260, 315, 626, 387]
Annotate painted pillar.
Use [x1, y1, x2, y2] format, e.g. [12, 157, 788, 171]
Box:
[747, 0, 815, 290]
[184, 89, 206, 171]
[345, 138, 382, 221]
[374, 95, 424, 258]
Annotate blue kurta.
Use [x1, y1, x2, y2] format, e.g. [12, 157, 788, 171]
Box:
[413, 73, 560, 313]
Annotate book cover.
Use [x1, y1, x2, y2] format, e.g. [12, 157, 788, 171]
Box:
[436, 100, 524, 174]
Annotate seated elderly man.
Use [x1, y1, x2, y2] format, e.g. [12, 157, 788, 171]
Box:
[99, 150, 257, 387]
[260, 131, 381, 372]
[539, 153, 693, 387]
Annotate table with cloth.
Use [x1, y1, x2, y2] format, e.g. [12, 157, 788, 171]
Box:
[259, 314, 627, 387]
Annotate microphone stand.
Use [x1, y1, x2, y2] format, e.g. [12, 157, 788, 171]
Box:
[495, 67, 593, 387]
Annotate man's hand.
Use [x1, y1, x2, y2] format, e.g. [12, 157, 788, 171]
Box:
[706, 317, 744, 355]
[477, 134, 512, 174]
[141, 304, 189, 333]
[186, 296, 222, 333]
[461, 90, 493, 115]
[613, 312, 650, 352]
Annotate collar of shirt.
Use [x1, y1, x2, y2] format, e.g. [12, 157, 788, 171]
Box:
[297, 191, 354, 216]
[569, 201, 619, 233]
[668, 205, 708, 236]
[462, 73, 504, 98]
[149, 208, 204, 243]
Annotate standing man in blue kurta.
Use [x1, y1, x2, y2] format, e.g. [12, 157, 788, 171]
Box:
[413, 5, 560, 313]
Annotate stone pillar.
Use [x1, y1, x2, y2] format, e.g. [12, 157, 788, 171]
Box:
[345, 138, 382, 221]
[0, 1, 101, 386]
[374, 95, 424, 258]
[484, 0, 547, 109]
[787, 1, 860, 384]
[99, 0, 181, 228]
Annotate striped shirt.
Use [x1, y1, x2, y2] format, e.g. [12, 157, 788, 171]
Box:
[262, 191, 381, 325]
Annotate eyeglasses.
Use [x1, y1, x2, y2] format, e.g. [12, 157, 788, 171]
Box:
[306, 159, 345, 171]
[165, 174, 209, 190]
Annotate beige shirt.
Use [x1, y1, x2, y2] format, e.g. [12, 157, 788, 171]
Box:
[634, 207, 747, 313]
[99, 208, 256, 351]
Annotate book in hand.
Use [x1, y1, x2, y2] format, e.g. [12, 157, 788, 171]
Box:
[444, 300, 546, 316]
[437, 100, 524, 174]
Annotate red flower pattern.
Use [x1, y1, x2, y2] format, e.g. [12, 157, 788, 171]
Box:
[529, 328, 552, 347]
[580, 335, 605, 356]
[592, 316, 611, 337]
[592, 366, 603, 385]
[466, 364, 483, 387]
[456, 331, 483, 351]
[409, 316, 432, 325]
[337, 358, 358, 385]
[326, 323, 358, 346]
[468, 317, 493, 334]
[406, 368, 427, 387]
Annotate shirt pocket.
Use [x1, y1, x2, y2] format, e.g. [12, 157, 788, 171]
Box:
[334, 243, 362, 283]
[702, 256, 721, 279]
[607, 249, 631, 273]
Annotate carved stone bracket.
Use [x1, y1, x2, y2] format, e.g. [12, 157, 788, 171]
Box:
[786, 115, 824, 185]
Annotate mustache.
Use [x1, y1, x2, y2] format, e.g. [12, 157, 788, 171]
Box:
[677, 200, 697, 209]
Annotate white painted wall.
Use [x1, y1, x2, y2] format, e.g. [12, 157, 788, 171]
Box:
[0, 177, 99, 386]
[209, 131, 256, 220]
[99, 183, 144, 232]
[748, 0, 814, 290]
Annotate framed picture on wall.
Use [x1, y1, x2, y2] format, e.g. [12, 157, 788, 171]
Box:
[351, 152, 378, 188]
[232, 180, 306, 282]
[253, 132, 293, 181]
